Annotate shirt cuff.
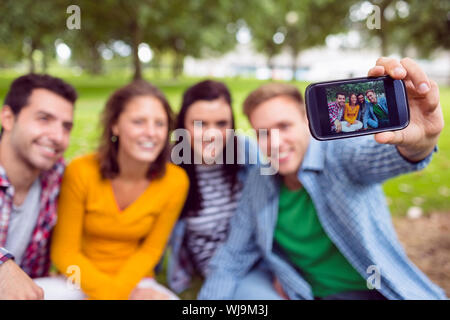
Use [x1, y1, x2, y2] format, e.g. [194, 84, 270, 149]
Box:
[0, 247, 14, 266]
[396, 145, 438, 167]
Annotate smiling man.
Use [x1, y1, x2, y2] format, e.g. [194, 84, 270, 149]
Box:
[328, 92, 346, 133]
[0, 74, 77, 299]
[198, 57, 447, 300]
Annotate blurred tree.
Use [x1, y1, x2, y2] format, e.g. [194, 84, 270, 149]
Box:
[2, 0, 446, 79]
[244, 0, 353, 77]
[144, 0, 238, 79]
[60, 0, 157, 79]
[353, 0, 449, 57]
[99, 0, 153, 80]
[371, 0, 394, 56]
[399, 0, 449, 58]
[67, 0, 238, 79]
[62, 1, 115, 75]
[243, 0, 286, 72]
[282, 0, 353, 77]
[326, 81, 385, 102]
[0, 0, 67, 73]
[0, 40, 23, 69]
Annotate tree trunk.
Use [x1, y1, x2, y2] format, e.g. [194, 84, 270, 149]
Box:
[28, 38, 39, 73]
[379, 31, 388, 56]
[152, 53, 162, 77]
[172, 52, 184, 80]
[291, 49, 299, 81]
[267, 55, 275, 80]
[28, 50, 35, 73]
[89, 45, 102, 75]
[131, 21, 142, 80]
[378, 0, 392, 56]
[42, 49, 48, 73]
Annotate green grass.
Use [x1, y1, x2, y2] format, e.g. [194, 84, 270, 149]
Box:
[0, 71, 448, 216]
[382, 85, 450, 215]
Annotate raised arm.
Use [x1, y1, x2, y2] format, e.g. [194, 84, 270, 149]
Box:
[337, 136, 435, 186]
[340, 57, 443, 185]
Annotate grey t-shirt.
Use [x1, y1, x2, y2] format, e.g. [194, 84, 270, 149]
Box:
[4, 178, 41, 265]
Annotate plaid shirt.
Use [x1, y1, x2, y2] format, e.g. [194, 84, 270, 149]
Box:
[0, 159, 64, 278]
[328, 101, 344, 131]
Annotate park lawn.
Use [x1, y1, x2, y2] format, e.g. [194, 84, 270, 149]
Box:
[0, 72, 448, 216]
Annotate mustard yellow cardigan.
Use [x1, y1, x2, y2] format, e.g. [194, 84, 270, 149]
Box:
[51, 153, 189, 299]
[344, 103, 360, 125]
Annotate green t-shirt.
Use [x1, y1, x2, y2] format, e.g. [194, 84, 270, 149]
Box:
[373, 103, 388, 120]
[274, 183, 368, 298]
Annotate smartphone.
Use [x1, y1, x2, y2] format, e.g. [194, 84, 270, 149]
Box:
[304, 75, 410, 140]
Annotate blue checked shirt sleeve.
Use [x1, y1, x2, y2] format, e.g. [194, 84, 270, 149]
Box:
[337, 137, 436, 185]
[198, 170, 262, 300]
[0, 247, 14, 265]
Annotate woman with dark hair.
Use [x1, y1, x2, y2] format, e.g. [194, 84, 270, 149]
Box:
[167, 80, 260, 294]
[45, 80, 189, 300]
[356, 92, 367, 124]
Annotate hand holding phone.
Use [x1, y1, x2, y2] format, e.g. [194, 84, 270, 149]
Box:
[368, 58, 443, 162]
[305, 57, 444, 163]
[305, 75, 410, 140]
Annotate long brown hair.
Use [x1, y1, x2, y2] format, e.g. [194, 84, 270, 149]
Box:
[349, 93, 358, 106]
[97, 80, 174, 180]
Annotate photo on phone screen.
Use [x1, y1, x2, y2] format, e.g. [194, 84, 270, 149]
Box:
[305, 76, 410, 140]
[327, 79, 389, 133]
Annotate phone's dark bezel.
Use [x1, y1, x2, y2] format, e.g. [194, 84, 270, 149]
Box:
[304, 75, 410, 141]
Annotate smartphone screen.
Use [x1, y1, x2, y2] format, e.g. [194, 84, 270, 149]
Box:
[305, 76, 409, 140]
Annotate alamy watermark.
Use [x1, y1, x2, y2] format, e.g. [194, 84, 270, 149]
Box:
[366, 265, 381, 290]
[66, 265, 81, 290]
[66, 5, 81, 30]
[366, 4, 381, 30]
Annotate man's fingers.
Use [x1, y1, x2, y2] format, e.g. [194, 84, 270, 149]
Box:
[35, 285, 44, 300]
[426, 80, 441, 112]
[400, 57, 431, 95]
[376, 57, 406, 79]
[368, 65, 385, 77]
[374, 131, 404, 145]
[401, 59, 440, 113]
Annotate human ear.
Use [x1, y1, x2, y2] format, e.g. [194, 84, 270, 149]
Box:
[0, 106, 16, 133]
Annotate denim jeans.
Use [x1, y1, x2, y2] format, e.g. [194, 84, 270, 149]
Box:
[233, 261, 283, 300]
[233, 261, 387, 300]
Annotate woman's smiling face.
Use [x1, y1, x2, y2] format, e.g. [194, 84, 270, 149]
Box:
[184, 97, 233, 163]
[112, 95, 168, 164]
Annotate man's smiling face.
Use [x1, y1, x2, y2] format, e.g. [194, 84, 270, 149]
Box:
[249, 95, 310, 177]
[6, 88, 74, 170]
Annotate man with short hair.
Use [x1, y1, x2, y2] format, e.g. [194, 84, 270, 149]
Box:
[328, 92, 346, 132]
[365, 89, 389, 129]
[0, 74, 77, 299]
[198, 58, 446, 300]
